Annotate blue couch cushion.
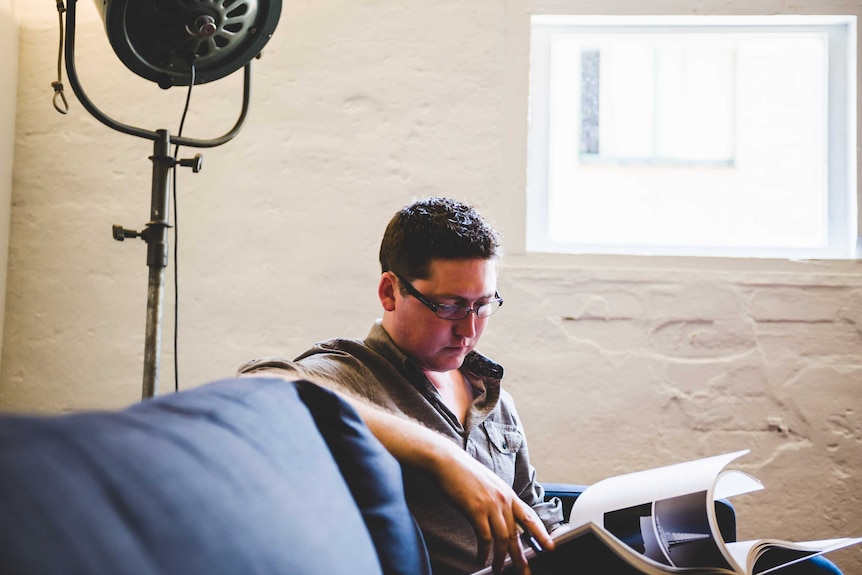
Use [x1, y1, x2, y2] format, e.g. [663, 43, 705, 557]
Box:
[296, 380, 431, 575]
[0, 377, 429, 575]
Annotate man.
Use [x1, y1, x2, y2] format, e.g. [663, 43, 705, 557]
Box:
[240, 197, 845, 575]
[240, 197, 561, 575]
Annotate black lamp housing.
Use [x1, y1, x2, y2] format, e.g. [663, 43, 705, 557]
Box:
[95, 0, 282, 88]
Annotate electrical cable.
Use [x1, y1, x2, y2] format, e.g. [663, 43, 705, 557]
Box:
[172, 63, 196, 392]
[52, 1, 69, 114]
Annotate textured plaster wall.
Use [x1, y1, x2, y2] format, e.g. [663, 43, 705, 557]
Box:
[0, 0, 17, 372]
[5, 0, 862, 571]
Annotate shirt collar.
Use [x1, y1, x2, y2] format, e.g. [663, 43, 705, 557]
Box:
[365, 320, 504, 382]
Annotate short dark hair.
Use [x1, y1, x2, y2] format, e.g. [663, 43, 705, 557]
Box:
[379, 197, 502, 280]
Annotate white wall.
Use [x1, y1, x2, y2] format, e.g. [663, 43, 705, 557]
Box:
[0, 0, 18, 374]
[4, 0, 862, 571]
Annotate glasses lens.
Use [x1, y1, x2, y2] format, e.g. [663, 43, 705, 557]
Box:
[477, 300, 502, 318]
[434, 300, 503, 320]
[436, 305, 470, 320]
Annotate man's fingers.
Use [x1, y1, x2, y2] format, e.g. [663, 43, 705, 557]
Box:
[486, 508, 511, 574]
[486, 502, 534, 575]
[514, 504, 555, 552]
[475, 520, 492, 567]
[504, 530, 530, 575]
[491, 530, 512, 575]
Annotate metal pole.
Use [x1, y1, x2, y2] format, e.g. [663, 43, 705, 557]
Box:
[142, 130, 173, 399]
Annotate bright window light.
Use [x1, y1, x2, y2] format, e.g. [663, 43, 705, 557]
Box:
[527, 16, 857, 259]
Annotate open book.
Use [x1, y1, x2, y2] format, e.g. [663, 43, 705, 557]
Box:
[472, 450, 861, 574]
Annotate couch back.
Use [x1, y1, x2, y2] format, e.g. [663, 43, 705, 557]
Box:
[0, 377, 430, 575]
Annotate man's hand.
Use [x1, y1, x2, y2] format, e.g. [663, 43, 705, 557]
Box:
[433, 447, 555, 575]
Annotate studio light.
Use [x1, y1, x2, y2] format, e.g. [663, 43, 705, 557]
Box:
[97, 0, 281, 88]
[60, 0, 282, 399]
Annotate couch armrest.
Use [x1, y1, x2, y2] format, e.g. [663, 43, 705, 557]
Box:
[540, 482, 587, 524]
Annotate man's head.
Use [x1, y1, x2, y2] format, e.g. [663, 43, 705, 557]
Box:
[378, 198, 503, 372]
[379, 196, 502, 280]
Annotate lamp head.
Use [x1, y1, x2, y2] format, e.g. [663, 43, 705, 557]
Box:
[95, 0, 282, 89]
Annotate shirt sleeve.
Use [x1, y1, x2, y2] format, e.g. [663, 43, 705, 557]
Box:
[236, 353, 369, 400]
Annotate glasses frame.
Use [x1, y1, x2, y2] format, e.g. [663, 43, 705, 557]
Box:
[393, 272, 504, 320]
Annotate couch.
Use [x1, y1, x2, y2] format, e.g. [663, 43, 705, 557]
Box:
[0, 377, 431, 575]
[0, 376, 842, 574]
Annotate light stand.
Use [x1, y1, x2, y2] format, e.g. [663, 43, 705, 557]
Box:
[63, 0, 260, 399]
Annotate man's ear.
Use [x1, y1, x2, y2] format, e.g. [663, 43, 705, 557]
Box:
[378, 272, 397, 311]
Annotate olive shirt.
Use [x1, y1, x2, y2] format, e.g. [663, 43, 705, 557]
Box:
[239, 321, 563, 575]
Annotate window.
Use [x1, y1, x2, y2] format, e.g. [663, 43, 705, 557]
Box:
[527, 16, 857, 258]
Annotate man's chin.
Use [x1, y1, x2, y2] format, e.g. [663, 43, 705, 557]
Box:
[436, 348, 469, 370]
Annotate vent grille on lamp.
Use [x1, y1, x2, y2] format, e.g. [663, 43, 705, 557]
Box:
[97, 0, 282, 88]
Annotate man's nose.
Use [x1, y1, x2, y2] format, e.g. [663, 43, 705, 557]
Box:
[454, 311, 477, 338]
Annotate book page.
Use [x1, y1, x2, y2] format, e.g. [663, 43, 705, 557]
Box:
[726, 537, 862, 575]
[569, 451, 762, 571]
[570, 450, 754, 528]
[714, 469, 764, 501]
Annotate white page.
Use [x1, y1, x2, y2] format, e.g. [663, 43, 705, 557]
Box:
[726, 537, 862, 575]
[714, 469, 763, 500]
[570, 450, 751, 528]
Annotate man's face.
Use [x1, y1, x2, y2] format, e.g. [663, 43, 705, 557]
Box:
[380, 258, 498, 373]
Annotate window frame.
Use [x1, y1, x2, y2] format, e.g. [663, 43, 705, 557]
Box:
[526, 15, 858, 259]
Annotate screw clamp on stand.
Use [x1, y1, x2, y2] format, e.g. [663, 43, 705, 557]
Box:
[112, 134, 205, 399]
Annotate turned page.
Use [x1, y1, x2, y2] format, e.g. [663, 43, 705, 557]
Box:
[568, 451, 763, 570]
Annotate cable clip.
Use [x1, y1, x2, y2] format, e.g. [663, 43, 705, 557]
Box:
[53, 0, 68, 114]
[51, 81, 68, 115]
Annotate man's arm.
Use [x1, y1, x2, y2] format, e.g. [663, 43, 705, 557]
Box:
[239, 368, 553, 575]
[347, 395, 555, 575]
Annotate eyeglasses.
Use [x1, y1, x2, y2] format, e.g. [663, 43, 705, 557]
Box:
[393, 272, 504, 320]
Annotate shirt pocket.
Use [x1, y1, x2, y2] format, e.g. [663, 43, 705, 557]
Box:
[482, 421, 523, 485]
